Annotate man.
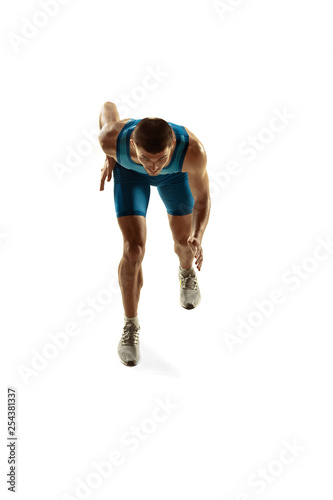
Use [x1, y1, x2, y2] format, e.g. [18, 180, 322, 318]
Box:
[98, 101, 211, 367]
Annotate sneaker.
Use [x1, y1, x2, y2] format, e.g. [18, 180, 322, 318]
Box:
[118, 320, 140, 366]
[178, 266, 201, 309]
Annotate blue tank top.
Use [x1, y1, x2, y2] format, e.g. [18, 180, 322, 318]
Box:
[116, 119, 189, 174]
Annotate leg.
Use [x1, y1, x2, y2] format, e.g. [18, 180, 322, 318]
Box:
[112, 164, 151, 367]
[113, 165, 151, 318]
[156, 172, 195, 269]
[158, 175, 200, 309]
[167, 213, 194, 269]
[117, 215, 147, 318]
[168, 213, 201, 310]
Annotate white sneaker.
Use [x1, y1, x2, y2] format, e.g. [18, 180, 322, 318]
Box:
[117, 321, 140, 366]
[178, 266, 201, 309]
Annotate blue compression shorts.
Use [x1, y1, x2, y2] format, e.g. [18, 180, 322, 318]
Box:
[113, 163, 194, 218]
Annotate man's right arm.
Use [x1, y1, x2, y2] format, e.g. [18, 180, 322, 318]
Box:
[99, 101, 120, 128]
[98, 102, 119, 157]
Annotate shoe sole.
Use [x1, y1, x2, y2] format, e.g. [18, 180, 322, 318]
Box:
[180, 298, 201, 310]
[118, 356, 140, 367]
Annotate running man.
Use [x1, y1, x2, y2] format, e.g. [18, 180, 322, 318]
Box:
[98, 102, 211, 367]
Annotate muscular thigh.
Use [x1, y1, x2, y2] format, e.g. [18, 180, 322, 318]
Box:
[113, 163, 151, 218]
[167, 213, 192, 245]
[157, 172, 194, 216]
[117, 215, 147, 247]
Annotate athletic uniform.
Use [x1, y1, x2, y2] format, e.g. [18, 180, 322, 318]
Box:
[113, 118, 194, 218]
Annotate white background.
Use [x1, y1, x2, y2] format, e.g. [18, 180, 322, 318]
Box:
[1, 0, 333, 499]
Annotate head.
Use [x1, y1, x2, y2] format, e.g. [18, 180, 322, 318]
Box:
[130, 117, 176, 175]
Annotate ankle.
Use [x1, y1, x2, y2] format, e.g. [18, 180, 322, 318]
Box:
[124, 315, 140, 328]
[179, 264, 194, 271]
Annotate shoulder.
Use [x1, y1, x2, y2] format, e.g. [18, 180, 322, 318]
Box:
[182, 126, 207, 173]
[98, 119, 132, 156]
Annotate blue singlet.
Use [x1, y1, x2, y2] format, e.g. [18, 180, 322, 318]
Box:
[113, 119, 194, 218]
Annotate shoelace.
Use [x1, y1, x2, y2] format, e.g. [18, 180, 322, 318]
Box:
[180, 274, 198, 290]
[122, 322, 139, 346]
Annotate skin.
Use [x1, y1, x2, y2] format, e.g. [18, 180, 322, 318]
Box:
[98, 102, 211, 317]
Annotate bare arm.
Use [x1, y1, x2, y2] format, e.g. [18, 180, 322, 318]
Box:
[98, 102, 120, 156]
[186, 143, 211, 270]
[99, 101, 120, 129]
[98, 102, 119, 190]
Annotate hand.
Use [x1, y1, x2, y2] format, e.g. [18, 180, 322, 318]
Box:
[187, 236, 203, 271]
[100, 156, 116, 191]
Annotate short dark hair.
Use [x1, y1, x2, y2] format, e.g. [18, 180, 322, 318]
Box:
[132, 118, 174, 154]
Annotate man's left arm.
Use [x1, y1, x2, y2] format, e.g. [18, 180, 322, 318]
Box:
[187, 144, 211, 271]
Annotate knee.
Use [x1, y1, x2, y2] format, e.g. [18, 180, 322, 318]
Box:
[173, 235, 189, 248]
[123, 241, 145, 264]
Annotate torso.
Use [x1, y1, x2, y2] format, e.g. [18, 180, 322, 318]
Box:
[109, 118, 202, 173]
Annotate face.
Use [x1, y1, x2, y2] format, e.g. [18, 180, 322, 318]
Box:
[130, 139, 176, 176]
